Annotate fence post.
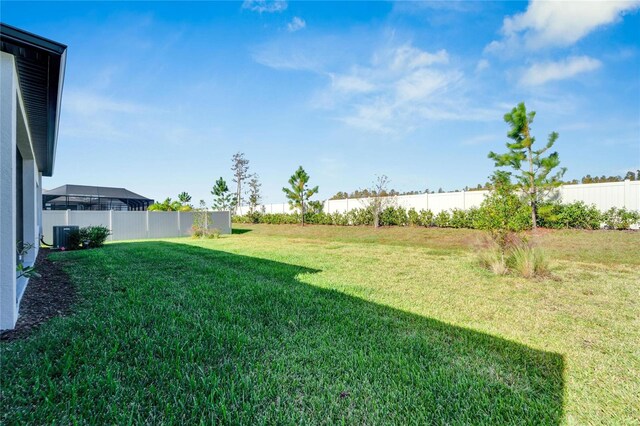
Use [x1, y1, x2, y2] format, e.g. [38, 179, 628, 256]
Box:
[108, 210, 113, 241]
[624, 179, 630, 209]
[462, 191, 466, 210]
[146, 210, 149, 238]
[177, 210, 181, 235]
[65, 209, 70, 225]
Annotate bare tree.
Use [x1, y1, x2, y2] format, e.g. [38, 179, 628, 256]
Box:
[359, 175, 395, 228]
[231, 152, 250, 214]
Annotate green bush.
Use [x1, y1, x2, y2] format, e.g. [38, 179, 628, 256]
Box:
[418, 209, 434, 227]
[380, 207, 408, 226]
[231, 201, 635, 232]
[450, 208, 478, 229]
[407, 208, 419, 226]
[434, 211, 451, 228]
[67, 225, 111, 250]
[603, 207, 640, 230]
[347, 208, 373, 226]
[538, 201, 602, 229]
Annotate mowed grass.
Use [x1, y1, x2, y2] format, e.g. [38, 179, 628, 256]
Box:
[1, 225, 638, 424]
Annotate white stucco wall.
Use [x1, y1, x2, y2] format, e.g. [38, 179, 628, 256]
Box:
[0, 52, 19, 329]
[0, 52, 44, 330]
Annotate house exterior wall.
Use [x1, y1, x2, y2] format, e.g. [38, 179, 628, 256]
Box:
[1, 52, 20, 329]
[0, 52, 44, 330]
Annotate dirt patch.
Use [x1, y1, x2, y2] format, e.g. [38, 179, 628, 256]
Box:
[0, 249, 75, 342]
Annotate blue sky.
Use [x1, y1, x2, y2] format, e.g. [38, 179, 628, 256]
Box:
[2, 1, 639, 204]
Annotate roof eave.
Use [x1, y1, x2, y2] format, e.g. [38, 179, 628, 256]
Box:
[0, 23, 67, 177]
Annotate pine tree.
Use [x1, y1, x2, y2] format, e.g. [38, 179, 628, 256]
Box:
[488, 102, 566, 230]
[282, 166, 318, 226]
[211, 177, 235, 212]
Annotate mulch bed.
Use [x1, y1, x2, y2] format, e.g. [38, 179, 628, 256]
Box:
[0, 248, 76, 342]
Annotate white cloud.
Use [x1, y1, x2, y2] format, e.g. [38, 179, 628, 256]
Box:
[520, 56, 602, 86]
[339, 46, 500, 131]
[475, 59, 490, 72]
[242, 0, 287, 13]
[488, 0, 640, 51]
[331, 75, 375, 94]
[287, 16, 306, 32]
[255, 38, 506, 133]
[384, 46, 449, 71]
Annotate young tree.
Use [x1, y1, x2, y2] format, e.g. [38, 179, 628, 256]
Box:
[211, 177, 235, 212]
[488, 102, 566, 230]
[282, 166, 319, 226]
[176, 191, 193, 211]
[475, 171, 531, 255]
[247, 174, 262, 214]
[178, 191, 192, 205]
[192, 200, 212, 238]
[359, 175, 395, 228]
[231, 152, 250, 214]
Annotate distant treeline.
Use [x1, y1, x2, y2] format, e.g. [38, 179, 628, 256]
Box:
[329, 170, 640, 200]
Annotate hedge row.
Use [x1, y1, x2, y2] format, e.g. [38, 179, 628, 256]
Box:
[234, 202, 640, 230]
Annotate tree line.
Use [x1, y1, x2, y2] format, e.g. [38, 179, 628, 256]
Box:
[151, 101, 637, 233]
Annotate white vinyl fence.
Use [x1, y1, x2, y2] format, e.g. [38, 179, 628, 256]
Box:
[237, 180, 640, 215]
[42, 210, 231, 243]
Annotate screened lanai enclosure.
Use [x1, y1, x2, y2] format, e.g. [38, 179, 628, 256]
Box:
[43, 185, 153, 211]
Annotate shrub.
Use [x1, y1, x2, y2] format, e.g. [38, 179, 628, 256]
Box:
[538, 201, 602, 229]
[475, 176, 531, 251]
[450, 209, 474, 229]
[434, 211, 451, 228]
[466, 207, 481, 229]
[67, 226, 111, 250]
[191, 226, 220, 239]
[407, 208, 420, 226]
[84, 226, 111, 248]
[380, 207, 408, 226]
[247, 211, 263, 224]
[67, 229, 83, 250]
[603, 207, 640, 230]
[418, 209, 434, 227]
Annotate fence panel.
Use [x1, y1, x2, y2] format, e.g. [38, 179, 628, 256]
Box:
[209, 211, 232, 234]
[243, 181, 639, 216]
[41, 210, 231, 242]
[111, 212, 147, 241]
[148, 212, 180, 238]
[559, 182, 624, 211]
[41, 211, 67, 244]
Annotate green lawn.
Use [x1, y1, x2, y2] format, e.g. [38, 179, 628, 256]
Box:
[1, 225, 638, 424]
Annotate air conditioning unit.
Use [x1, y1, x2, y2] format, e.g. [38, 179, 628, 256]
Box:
[53, 226, 79, 249]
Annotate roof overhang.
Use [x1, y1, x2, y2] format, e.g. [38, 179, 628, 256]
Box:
[0, 23, 67, 177]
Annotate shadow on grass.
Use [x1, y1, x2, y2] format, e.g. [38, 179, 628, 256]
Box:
[231, 228, 253, 234]
[2, 241, 564, 424]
